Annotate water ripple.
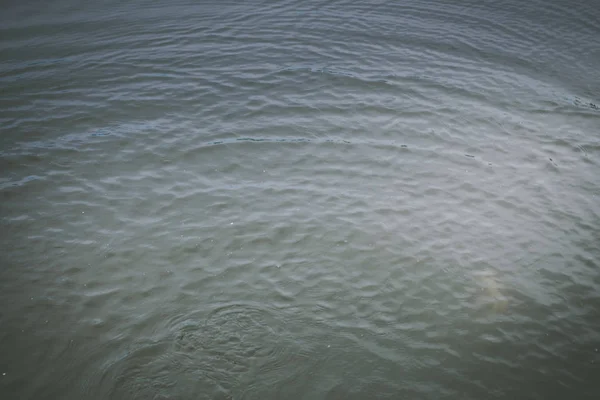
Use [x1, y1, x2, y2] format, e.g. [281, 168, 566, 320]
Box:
[1, 0, 599, 398]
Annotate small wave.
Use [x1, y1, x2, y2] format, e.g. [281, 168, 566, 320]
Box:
[0, 175, 44, 190]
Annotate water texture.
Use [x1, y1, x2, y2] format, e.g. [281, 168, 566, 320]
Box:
[1, 0, 599, 399]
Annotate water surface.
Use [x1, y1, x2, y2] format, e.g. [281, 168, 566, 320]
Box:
[1, 0, 600, 399]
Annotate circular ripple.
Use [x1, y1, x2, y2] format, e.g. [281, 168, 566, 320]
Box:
[94, 303, 321, 400]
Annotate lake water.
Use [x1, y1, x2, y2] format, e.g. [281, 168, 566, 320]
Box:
[1, 0, 599, 399]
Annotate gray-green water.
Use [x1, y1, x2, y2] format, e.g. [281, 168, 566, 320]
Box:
[1, 0, 600, 398]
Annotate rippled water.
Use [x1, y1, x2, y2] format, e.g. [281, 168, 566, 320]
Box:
[1, 0, 600, 398]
